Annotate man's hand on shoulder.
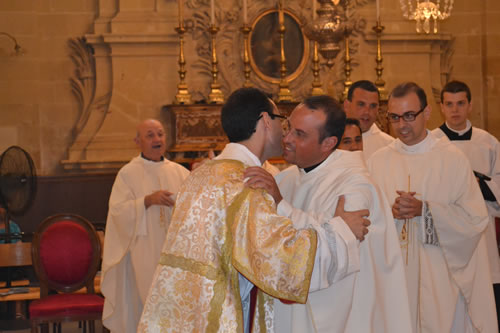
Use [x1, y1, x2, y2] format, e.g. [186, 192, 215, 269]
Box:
[243, 166, 283, 204]
[191, 149, 215, 170]
[334, 195, 370, 241]
[144, 190, 175, 208]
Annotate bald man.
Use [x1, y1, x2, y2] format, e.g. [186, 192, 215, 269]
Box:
[101, 119, 190, 333]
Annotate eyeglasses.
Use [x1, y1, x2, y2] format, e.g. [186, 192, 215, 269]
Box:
[256, 112, 289, 132]
[257, 112, 287, 121]
[387, 107, 425, 123]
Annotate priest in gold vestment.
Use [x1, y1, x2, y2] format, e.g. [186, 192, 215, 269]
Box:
[138, 88, 369, 333]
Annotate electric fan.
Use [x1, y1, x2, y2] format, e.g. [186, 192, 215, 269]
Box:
[0, 146, 37, 242]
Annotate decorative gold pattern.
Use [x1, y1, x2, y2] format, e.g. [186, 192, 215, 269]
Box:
[166, 104, 227, 154]
[138, 160, 317, 332]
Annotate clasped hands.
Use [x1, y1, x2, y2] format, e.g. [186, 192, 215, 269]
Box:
[391, 190, 422, 220]
[243, 166, 370, 241]
[144, 190, 175, 208]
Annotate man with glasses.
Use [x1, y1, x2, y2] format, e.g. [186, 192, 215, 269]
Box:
[138, 88, 369, 333]
[245, 95, 411, 332]
[367, 82, 497, 332]
[344, 80, 394, 159]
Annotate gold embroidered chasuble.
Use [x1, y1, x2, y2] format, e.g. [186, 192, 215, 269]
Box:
[138, 159, 317, 333]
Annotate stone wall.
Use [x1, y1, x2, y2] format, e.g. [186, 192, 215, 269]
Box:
[0, 0, 98, 175]
[0, 0, 499, 176]
[484, 0, 500, 136]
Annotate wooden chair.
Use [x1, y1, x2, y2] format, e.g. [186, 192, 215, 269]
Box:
[29, 214, 104, 333]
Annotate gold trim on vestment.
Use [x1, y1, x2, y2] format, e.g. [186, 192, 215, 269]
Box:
[158, 252, 229, 332]
[207, 273, 227, 333]
[257, 290, 267, 332]
[159, 245, 242, 332]
[226, 189, 245, 332]
[228, 187, 317, 304]
[159, 253, 218, 280]
[226, 187, 253, 332]
[154, 159, 317, 332]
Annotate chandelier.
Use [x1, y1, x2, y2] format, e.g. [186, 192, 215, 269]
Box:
[400, 0, 454, 34]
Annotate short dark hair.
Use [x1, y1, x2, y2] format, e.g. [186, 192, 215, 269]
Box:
[347, 80, 379, 101]
[389, 82, 428, 109]
[441, 80, 471, 103]
[221, 88, 273, 143]
[303, 95, 346, 148]
[345, 118, 362, 134]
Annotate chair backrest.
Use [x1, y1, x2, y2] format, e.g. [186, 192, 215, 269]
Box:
[31, 214, 101, 297]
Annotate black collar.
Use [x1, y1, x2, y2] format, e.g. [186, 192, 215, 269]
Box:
[439, 123, 472, 141]
[303, 158, 327, 173]
[141, 153, 164, 162]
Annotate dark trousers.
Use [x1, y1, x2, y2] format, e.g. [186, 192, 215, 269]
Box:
[494, 283, 500, 330]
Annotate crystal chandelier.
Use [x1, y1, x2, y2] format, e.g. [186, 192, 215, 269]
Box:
[400, 0, 454, 34]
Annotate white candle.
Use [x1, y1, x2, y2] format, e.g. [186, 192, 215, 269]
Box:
[178, 0, 183, 27]
[211, 0, 215, 25]
[376, 0, 380, 24]
[312, 0, 316, 20]
[243, 0, 248, 24]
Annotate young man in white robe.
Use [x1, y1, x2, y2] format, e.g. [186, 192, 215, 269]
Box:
[344, 80, 394, 159]
[138, 88, 370, 333]
[338, 117, 363, 152]
[245, 95, 412, 333]
[432, 80, 500, 328]
[368, 82, 497, 332]
[100, 119, 190, 333]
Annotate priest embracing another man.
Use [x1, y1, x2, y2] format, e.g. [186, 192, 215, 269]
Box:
[138, 88, 412, 333]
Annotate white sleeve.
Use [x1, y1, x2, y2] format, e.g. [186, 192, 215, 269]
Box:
[102, 171, 147, 271]
[277, 199, 360, 291]
[487, 139, 500, 207]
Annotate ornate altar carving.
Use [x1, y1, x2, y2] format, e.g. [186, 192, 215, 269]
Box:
[58, 0, 457, 172]
[61, 37, 112, 171]
[165, 103, 297, 164]
[167, 104, 227, 153]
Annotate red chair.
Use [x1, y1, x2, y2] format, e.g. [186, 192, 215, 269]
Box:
[29, 214, 104, 333]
